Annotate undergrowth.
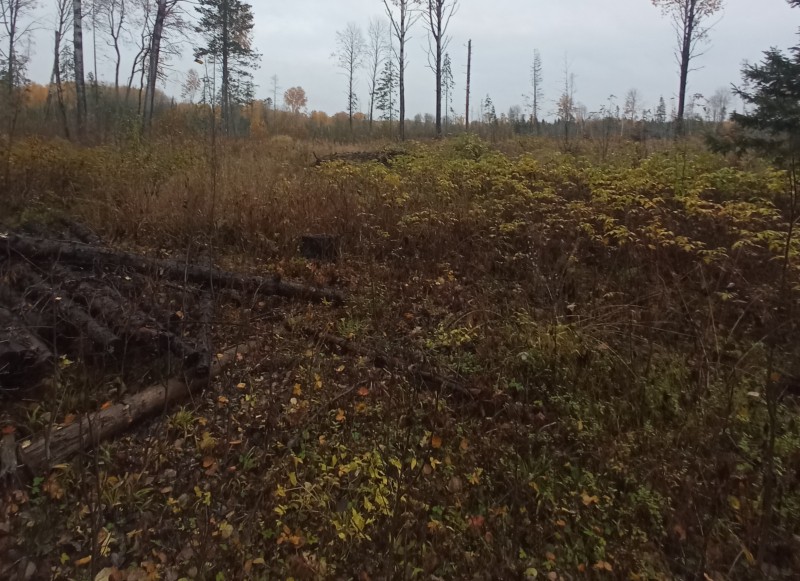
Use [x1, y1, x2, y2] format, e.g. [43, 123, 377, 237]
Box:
[1, 134, 798, 580]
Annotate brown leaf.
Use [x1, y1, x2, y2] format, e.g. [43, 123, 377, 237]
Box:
[431, 435, 443, 449]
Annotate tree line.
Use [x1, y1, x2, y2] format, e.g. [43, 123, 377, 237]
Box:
[0, 0, 782, 144]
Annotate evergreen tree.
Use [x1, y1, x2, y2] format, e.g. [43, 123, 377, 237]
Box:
[375, 57, 398, 127]
[442, 52, 454, 127]
[194, 0, 260, 134]
[655, 96, 667, 124]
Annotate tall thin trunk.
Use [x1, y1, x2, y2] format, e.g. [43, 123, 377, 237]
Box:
[398, 8, 405, 141]
[51, 31, 71, 139]
[221, 0, 230, 134]
[676, 0, 696, 137]
[144, 0, 166, 129]
[465, 39, 471, 132]
[73, 0, 87, 137]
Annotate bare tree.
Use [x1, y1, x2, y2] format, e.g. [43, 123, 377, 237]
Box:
[707, 87, 730, 123]
[335, 22, 365, 131]
[98, 0, 126, 91]
[74, 0, 88, 135]
[0, 0, 38, 94]
[424, 0, 457, 137]
[530, 48, 543, 133]
[142, 0, 166, 127]
[651, 0, 724, 136]
[557, 55, 576, 147]
[382, 0, 420, 140]
[46, 0, 72, 138]
[181, 67, 200, 102]
[365, 17, 387, 133]
[622, 87, 640, 137]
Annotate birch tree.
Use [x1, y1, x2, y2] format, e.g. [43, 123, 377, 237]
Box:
[335, 22, 365, 131]
[73, 0, 88, 135]
[365, 17, 387, 132]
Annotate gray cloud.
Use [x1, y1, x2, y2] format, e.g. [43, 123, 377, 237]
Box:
[19, 0, 800, 119]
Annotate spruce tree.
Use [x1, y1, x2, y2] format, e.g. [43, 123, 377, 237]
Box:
[375, 57, 398, 128]
[194, 0, 260, 134]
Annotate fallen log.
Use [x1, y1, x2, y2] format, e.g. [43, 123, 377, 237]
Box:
[15, 269, 122, 355]
[0, 308, 53, 391]
[72, 282, 204, 372]
[16, 341, 258, 473]
[310, 330, 473, 398]
[313, 149, 404, 167]
[2, 233, 344, 304]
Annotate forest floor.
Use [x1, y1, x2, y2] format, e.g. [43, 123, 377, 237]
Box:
[1, 134, 799, 580]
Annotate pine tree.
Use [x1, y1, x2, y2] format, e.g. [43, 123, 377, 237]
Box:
[194, 0, 260, 134]
[442, 52, 454, 127]
[375, 57, 398, 128]
[655, 96, 667, 124]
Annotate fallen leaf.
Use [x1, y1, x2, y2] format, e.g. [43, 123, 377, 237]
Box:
[582, 492, 599, 507]
[459, 438, 469, 452]
[593, 560, 613, 572]
[236, 383, 247, 390]
[100, 401, 113, 411]
[336, 365, 345, 373]
[546, 551, 556, 562]
[75, 555, 92, 567]
[357, 386, 370, 397]
[293, 383, 303, 396]
[335, 409, 346, 422]
[62, 414, 77, 427]
[202, 456, 216, 469]
[431, 435, 443, 449]
[217, 396, 229, 406]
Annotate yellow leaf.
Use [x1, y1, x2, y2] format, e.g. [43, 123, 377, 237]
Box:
[728, 496, 741, 510]
[75, 555, 92, 567]
[252, 557, 266, 565]
[336, 365, 345, 373]
[582, 493, 599, 506]
[293, 383, 303, 396]
[431, 435, 443, 449]
[289, 472, 298, 486]
[315, 374, 323, 390]
[335, 409, 346, 422]
[217, 396, 229, 406]
[236, 382, 247, 390]
[218, 521, 234, 540]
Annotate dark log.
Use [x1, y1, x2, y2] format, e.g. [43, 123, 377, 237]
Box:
[0, 308, 53, 391]
[71, 282, 203, 370]
[14, 269, 122, 355]
[2, 233, 344, 304]
[300, 235, 340, 262]
[313, 149, 404, 167]
[311, 331, 472, 398]
[17, 341, 258, 472]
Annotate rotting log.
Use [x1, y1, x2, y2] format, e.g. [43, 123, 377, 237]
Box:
[0, 308, 53, 391]
[310, 330, 473, 398]
[14, 269, 122, 355]
[72, 282, 203, 371]
[1, 233, 344, 304]
[16, 342, 258, 473]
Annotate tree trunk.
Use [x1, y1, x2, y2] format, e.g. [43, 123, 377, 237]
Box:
[676, 1, 696, 137]
[16, 342, 257, 473]
[53, 31, 71, 140]
[144, 0, 167, 129]
[73, 0, 87, 137]
[399, 24, 405, 141]
[221, 0, 230, 134]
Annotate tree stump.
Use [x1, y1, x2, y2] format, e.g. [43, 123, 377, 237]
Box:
[300, 235, 340, 262]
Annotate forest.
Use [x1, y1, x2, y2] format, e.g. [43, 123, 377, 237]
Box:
[1, 0, 800, 580]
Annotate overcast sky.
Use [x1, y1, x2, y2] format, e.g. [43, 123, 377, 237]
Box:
[21, 0, 800, 119]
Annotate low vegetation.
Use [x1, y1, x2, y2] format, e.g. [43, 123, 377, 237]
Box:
[1, 133, 798, 580]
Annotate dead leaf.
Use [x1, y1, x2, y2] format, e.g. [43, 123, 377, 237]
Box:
[593, 560, 613, 572]
[357, 386, 370, 397]
[75, 555, 92, 567]
[581, 492, 599, 507]
[100, 401, 113, 411]
[459, 438, 469, 452]
[431, 435, 443, 449]
[335, 409, 346, 422]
